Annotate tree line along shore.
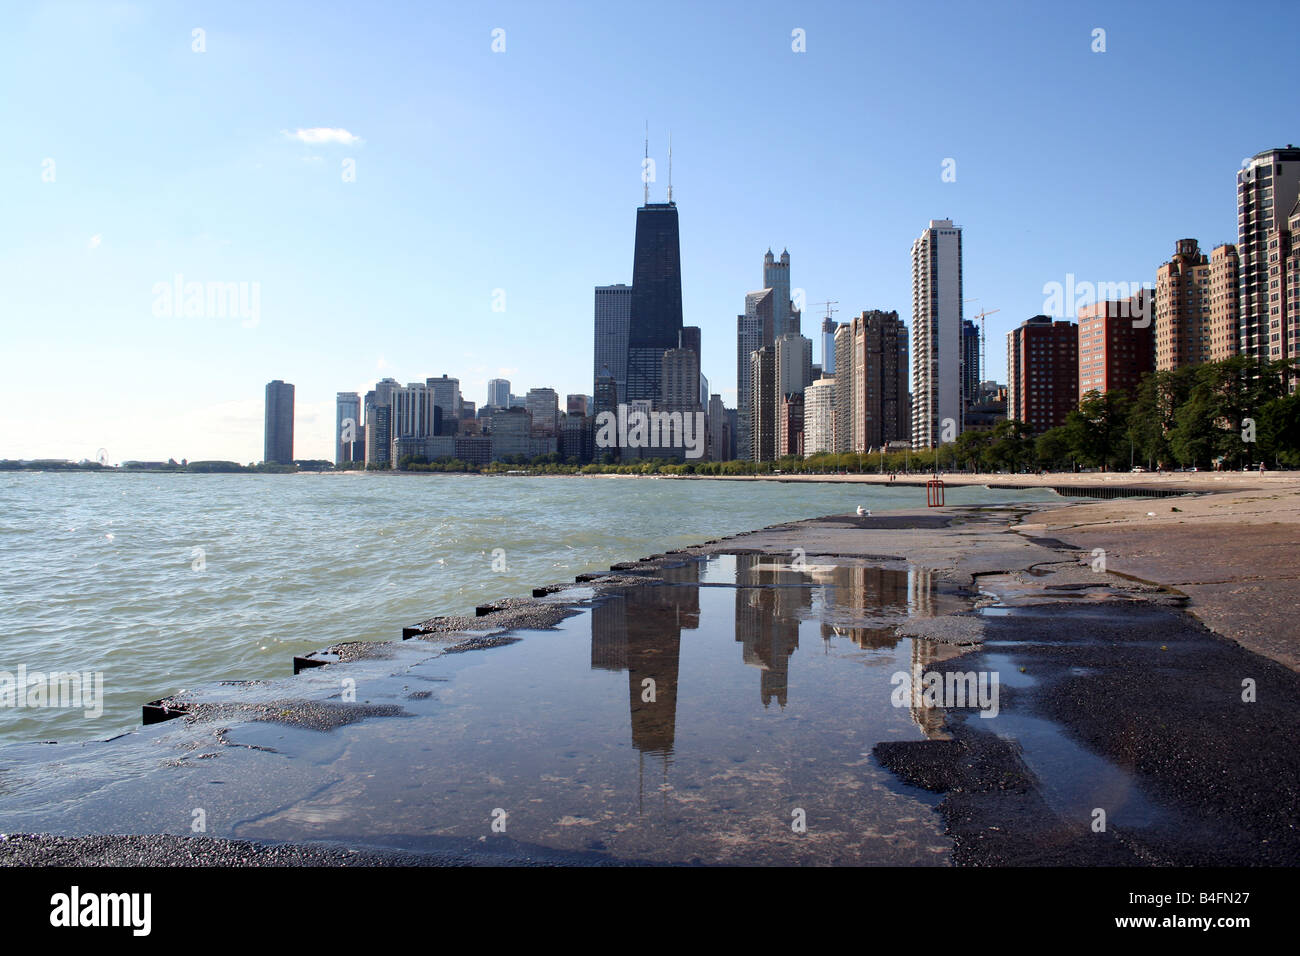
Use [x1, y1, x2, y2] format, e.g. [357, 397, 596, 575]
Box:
[8, 359, 1297, 478]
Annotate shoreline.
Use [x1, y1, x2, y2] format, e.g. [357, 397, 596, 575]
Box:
[11, 466, 1294, 494]
[2, 491, 1296, 865]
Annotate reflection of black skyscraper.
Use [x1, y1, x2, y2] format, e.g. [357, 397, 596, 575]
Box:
[588, 563, 699, 758]
[626, 203, 684, 404]
[733, 555, 808, 709]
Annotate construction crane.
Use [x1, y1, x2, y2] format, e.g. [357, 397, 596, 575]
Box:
[809, 301, 839, 322]
[971, 306, 1000, 385]
[809, 302, 840, 373]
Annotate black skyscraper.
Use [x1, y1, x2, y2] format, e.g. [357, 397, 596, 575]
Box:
[264, 380, 295, 464]
[625, 202, 683, 404]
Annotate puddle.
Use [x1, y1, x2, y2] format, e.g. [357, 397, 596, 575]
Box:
[225, 555, 965, 865]
[984, 712, 1164, 830]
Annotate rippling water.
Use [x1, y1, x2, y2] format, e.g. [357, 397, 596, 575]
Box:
[0, 472, 1062, 745]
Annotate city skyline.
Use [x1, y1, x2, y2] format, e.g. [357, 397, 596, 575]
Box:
[4, 1, 1298, 462]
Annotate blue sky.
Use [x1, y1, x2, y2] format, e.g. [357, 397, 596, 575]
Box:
[3, 0, 1296, 462]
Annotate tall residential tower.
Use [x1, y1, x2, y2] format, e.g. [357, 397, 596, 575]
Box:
[1237, 147, 1300, 360]
[910, 220, 964, 448]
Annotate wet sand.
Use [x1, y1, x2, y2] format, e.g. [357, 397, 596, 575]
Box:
[1022, 487, 1300, 670]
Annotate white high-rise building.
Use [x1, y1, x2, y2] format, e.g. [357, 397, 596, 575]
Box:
[391, 382, 437, 440]
[804, 377, 836, 455]
[486, 378, 511, 410]
[911, 219, 963, 449]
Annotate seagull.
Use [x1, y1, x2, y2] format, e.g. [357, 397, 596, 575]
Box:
[856, 505, 870, 516]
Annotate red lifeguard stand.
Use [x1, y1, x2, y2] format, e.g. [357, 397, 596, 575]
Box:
[926, 478, 945, 507]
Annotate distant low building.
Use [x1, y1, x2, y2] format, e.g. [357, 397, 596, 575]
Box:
[488, 406, 532, 461]
[455, 436, 492, 466]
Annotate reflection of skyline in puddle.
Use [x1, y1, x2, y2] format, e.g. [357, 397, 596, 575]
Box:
[592, 554, 966, 759]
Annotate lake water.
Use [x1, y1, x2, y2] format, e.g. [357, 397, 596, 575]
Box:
[0, 472, 1063, 745]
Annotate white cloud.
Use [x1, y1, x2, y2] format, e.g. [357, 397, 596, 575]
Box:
[87, 234, 102, 249]
[282, 127, 363, 146]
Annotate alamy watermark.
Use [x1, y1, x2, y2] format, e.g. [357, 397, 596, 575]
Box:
[1, 666, 104, 718]
[1042, 274, 1152, 327]
[594, 404, 706, 459]
[891, 664, 999, 718]
[152, 274, 260, 328]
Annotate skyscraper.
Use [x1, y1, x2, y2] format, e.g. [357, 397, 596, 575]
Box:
[820, 316, 837, 375]
[678, 325, 701, 359]
[263, 380, 294, 464]
[625, 203, 683, 404]
[661, 347, 701, 413]
[593, 373, 618, 421]
[749, 345, 776, 462]
[833, 324, 854, 453]
[335, 392, 360, 465]
[778, 394, 804, 459]
[804, 377, 836, 455]
[961, 319, 980, 411]
[1273, 199, 1300, 368]
[486, 378, 511, 410]
[911, 219, 964, 448]
[426, 375, 461, 433]
[1237, 147, 1300, 360]
[364, 377, 398, 468]
[838, 310, 910, 452]
[593, 284, 632, 400]
[774, 332, 813, 457]
[763, 248, 800, 336]
[707, 393, 726, 461]
[391, 382, 439, 444]
[736, 289, 774, 459]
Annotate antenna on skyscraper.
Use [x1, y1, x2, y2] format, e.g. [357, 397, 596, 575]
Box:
[667, 132, 673, 203]
[643, 122, 649, 206]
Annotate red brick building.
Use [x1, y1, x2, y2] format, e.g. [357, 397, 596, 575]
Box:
[1077, 291, 1155, 401]
[1006, 315, 1079, 434]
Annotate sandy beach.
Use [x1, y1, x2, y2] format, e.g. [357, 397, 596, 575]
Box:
[1020, 485, 1300, 670]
